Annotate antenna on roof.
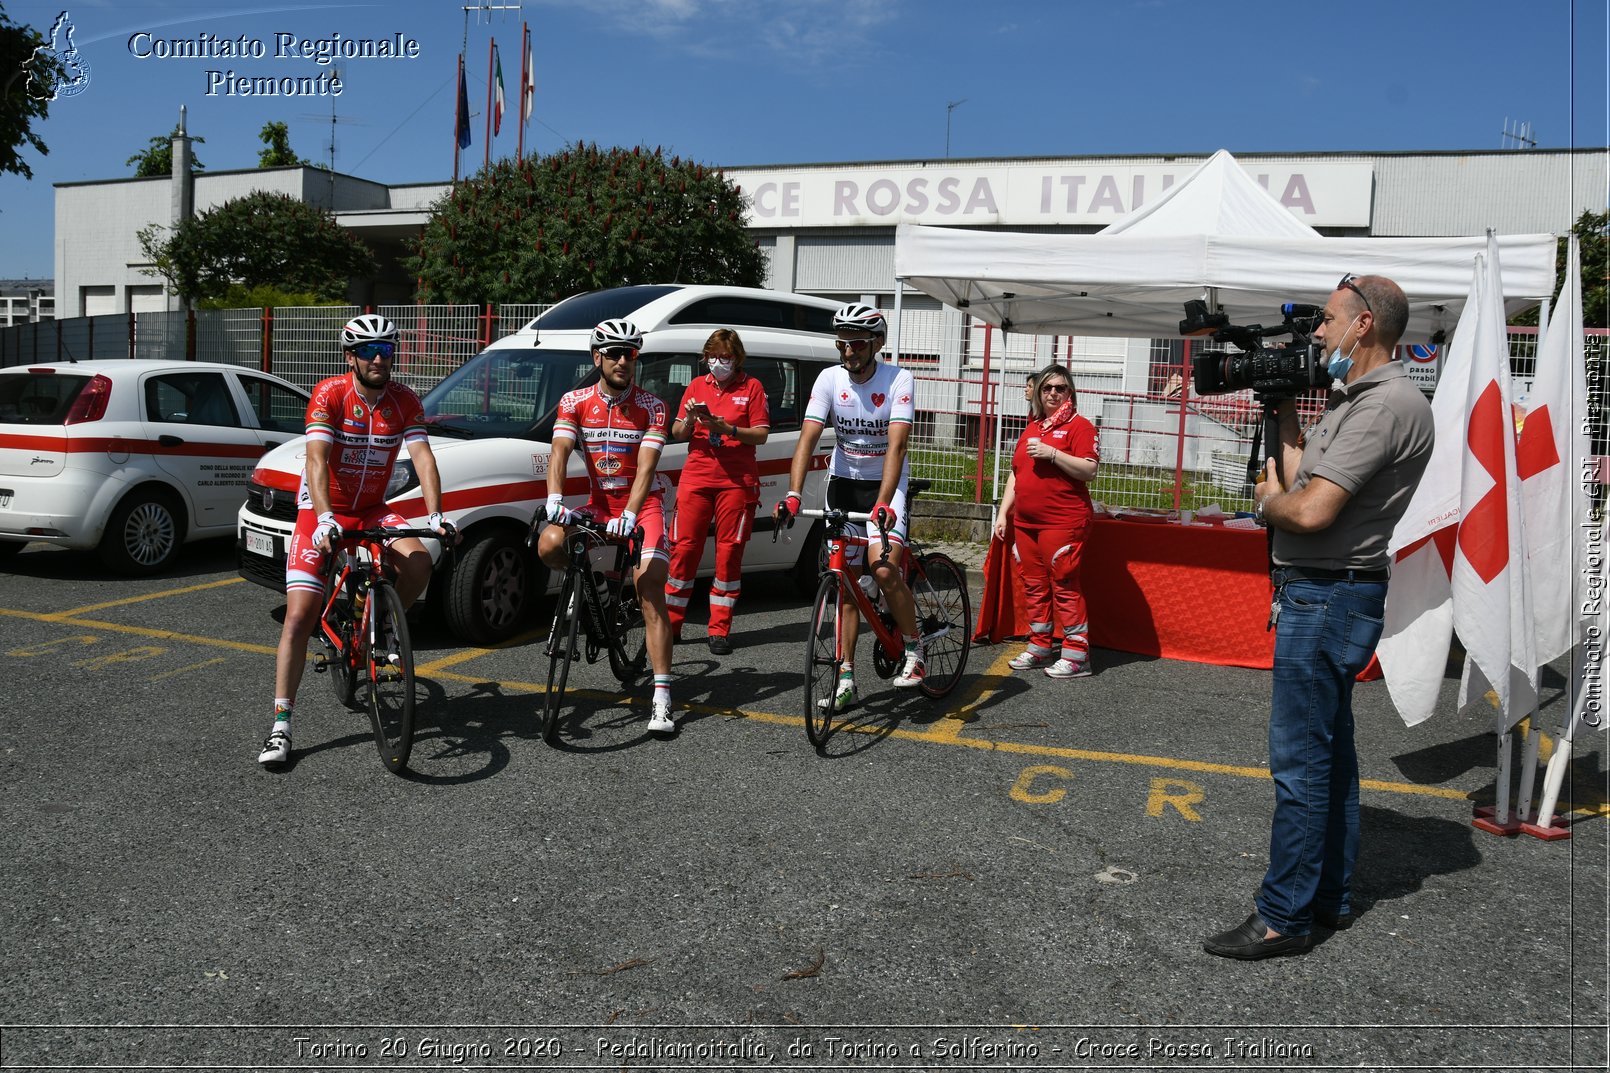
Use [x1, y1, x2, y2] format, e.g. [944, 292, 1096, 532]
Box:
[1500, 117, 1537, 150]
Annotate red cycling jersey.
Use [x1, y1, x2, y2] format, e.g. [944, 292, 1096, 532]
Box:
[298, 374, 428, 513]
[552, 382, 671, 509]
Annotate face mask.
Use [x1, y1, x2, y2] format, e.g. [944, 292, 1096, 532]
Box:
[707, 358, 735, 382]
[1326, 314, 1361, 381]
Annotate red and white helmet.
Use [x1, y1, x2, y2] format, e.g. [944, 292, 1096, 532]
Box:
[833, 302, 887, 335]
[590, 318, 644, 351]
[341, 313, 399, 348]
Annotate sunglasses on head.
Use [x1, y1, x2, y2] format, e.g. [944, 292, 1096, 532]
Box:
[1337, 274, 1373, 315]
[351, 342, 395, 362]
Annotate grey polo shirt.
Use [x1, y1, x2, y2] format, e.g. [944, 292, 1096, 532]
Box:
[1272, 361, 1435, 572]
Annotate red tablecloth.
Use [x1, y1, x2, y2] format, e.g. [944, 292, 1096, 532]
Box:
[975, 517, 1276, 669]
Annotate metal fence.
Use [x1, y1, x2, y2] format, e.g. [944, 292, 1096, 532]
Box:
[4, 305, 1603, 512]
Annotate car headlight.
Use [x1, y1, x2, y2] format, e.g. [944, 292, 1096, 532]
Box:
[387, 459, 419, 499]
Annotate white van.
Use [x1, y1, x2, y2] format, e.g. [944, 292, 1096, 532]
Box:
[236, 285, 843, 642]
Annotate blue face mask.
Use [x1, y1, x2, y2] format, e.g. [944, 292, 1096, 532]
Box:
[1326, 315, 1361, 381]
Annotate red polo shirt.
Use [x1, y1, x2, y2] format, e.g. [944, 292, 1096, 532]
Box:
[675, 372, 770, 497]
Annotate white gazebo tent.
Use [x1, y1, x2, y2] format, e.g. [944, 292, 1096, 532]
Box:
[890, 149, 1558, 509]
[892, 149, 1558, 346]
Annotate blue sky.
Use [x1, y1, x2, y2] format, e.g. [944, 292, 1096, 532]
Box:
[3, 0, 1606, 281]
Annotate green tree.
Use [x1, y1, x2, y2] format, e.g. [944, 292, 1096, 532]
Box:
[127, 128, 205, 178]
[409, 143, 767, 303]
[137, 191, 374, 304]
[256, 121, 309, 168]
[1510, 209, 1608, 329]
[0, 3, 61, 179]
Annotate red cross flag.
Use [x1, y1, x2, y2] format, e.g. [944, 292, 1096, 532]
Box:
[1378, 236, 1538, 729]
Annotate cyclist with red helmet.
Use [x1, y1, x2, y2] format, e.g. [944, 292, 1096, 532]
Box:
[776, 302, 924, 712]
[535, 319, 679, 734]
[259, 314, 455, 767]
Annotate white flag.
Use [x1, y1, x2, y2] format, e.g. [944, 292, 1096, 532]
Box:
[1377, 266, 1487, 726]
[1451, 237, 1537, 730]
[1520, 236, 1589, 664]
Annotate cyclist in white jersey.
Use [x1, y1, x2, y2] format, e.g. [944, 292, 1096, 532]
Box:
[776, 302, 924, 710]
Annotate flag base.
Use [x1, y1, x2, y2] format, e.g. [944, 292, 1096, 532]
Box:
[1470, 804, 1524, 837]
[1518, 818, 1573, 841]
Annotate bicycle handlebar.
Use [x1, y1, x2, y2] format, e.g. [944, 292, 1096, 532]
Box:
[339, 526, 453, 543]
[795, 507, 893, 564]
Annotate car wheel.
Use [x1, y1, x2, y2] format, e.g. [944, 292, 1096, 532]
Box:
[98, 488, 184, 575]
[444, 526, 537, 644]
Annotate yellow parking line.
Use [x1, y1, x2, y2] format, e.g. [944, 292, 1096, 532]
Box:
[424, 665, 1528, 808]
[414, 628, 547, 675]
[0, 608, 276, 655]
[5, 603, 1603, 818]
[45, 577, 245, 620]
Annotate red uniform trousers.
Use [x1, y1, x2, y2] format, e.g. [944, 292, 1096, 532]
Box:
[665, 484, 755, 638]
[1013, 520, 1091, 661]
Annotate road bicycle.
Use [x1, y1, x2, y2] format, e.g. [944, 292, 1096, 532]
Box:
[793, 485, 972, 746]
[528, 513, 647, 746]
[313, 526, 450, 774]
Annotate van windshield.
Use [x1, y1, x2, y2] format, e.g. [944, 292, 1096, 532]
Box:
[421, 347, 596, 440]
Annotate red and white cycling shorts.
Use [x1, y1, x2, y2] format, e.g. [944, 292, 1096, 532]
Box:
[286, 505, 409, 595]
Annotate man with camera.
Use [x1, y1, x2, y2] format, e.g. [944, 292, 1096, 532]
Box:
[1203, 274, 1434, 960]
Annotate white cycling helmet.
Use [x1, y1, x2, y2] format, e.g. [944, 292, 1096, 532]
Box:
[341, 313, 399, 348]
[833, 302, 887, 335]
[590, 318, 643, 351]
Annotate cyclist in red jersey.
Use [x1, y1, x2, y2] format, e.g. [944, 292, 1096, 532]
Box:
[258, 314, 454, 768]
[536, 319, 679, 735]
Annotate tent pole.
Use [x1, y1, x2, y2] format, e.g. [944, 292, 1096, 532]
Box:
[890, 283, 905, 363]
[980, 324, 995, 504]
[1173, 338, 1191, 511]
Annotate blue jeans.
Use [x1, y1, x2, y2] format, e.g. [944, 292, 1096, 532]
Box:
[1254, 575, 1386, 936]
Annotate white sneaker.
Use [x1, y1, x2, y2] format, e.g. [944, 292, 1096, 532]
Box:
[257, 728, 291, 765]
[1008, 646, 1055, 670]
[892, 652, 926, 688]
[647, 698, 676, 734]
[818, 675, 858, 712]
[1045, 656, 1092, 679]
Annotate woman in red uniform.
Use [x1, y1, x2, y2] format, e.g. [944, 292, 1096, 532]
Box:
[993, 363, 1101, 678]
[665, 329, 770, 655]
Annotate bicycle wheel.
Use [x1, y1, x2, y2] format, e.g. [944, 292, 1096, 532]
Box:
[364, 583, 415, 773]
[541, 571, 581, 746]
[801, 574, 844, 747]
[323, 586, 361, 711]
[608, 582, 647, 686]
[911, 552, 972, 699]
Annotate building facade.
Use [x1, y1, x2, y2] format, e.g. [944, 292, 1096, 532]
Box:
[54, 147, 1604, 328]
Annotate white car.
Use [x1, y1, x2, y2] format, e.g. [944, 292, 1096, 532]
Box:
[0, 359, 311, 574]
[237, 284, 844, 644]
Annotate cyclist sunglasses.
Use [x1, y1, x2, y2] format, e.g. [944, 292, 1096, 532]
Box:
[598, 347, 639, 362]
[351, 342, 396, 361]
[835, 338, 876, 353]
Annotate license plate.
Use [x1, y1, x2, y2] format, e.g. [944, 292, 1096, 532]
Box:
[0, 488, 11, 509]
[245, 530, 275, 557]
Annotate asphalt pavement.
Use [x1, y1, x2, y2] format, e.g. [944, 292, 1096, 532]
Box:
[0, 535, 1604, 1073]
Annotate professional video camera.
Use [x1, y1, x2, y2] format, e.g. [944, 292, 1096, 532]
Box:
[1181, 299, 1329, 400]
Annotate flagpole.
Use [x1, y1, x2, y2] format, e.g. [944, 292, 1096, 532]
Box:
[517, 22, 528, 160]
[483, 36, 495, 169]
[453, 52, 464, 182]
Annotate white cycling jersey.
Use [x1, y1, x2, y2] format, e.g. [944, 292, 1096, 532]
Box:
[803, 362, 916, 482]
